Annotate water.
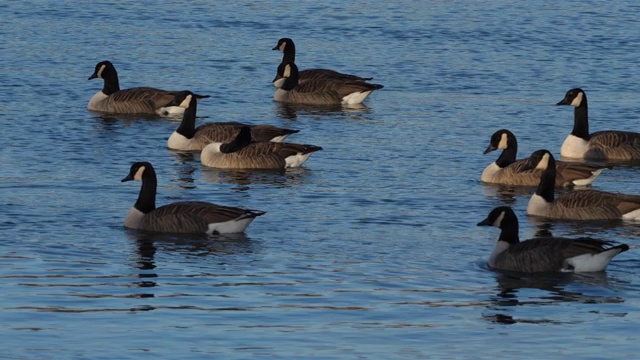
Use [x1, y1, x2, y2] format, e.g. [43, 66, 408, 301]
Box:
[2, 1, 640, 358]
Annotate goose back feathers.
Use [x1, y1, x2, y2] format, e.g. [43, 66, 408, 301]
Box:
[557, 88, 640, 160]
[523, 149, 640, 220]
[88, 60, 210, 116]
[478, 206, 629, 273]
[167, 92, 299, 151]
[481, 129, 607, 186]
[201, 127, 322, 169]
[122, 162, 264, 234]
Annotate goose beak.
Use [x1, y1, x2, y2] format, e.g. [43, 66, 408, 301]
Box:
[477, 218, 491, 226]
[272, 45, 279, 50]
[88, 73, 98, 80]
[483, 144, 496, 154]
[121, 174, 134, 182]
[556, 98, 569, 106]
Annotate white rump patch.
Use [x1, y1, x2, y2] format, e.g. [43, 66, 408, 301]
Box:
[570, 168, 605, 186]
[560, 134, 589, 159]
[207, 217, 256, 234]
[341, 90, 372, 105]
[565, 249, 620, 272]
[622, 207, 640, 221]
[285, 153, 313, 168]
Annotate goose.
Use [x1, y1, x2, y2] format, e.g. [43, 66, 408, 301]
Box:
[556, 88, 640, 160]
[121, 161, 265, 234]
[477, 206, 629, 273]
[88, 60, 210, 116]
[274, 62, 383, 105]
[201, 126, 322, 169]
[482, 129, 607, 187]
[523, 149, 640, 221]
[272, 37, 374, 86]
[167, 91, 299, 151]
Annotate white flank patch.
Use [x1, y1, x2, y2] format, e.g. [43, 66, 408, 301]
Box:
[570, 92, 584, 107]
[488, 241, 510, 269]
[560, 134, 589, 159]
[269, 134, 291, 143]
[341, 90, 372, 105]
[87, 91, 108, 110]
[571, 168, 605, 186]
[285, 153, 313, 168]
[481, 162, 501, 183]
[124, 207, 145, 229]
[157, 106, 186, 116]
[167, 132, 198, 151]
[207, 217, 256, 234]
[498, 133, 509, 149]
[622, 207, 640, 221]
[565, 250, 618, 272]
[527, 193, 551, 216]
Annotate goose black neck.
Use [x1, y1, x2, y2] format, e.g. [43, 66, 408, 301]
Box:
[499, 219, 520, 245]
[175, 99, 197, 139]
[495, 143, 518, 168]
[135, 169, 157, 214]
[535, 156, 556, 203]
[102, 67, 121, 95]
[220, 128, 252, 153]
[571, 95, 589, 140]
[282, 43, 296, 63]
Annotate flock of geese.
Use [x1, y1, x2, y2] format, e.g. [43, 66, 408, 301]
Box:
[479, 87, 640, 273]
[87, 38, 640, 275]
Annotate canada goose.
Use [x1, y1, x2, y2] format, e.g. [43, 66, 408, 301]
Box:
[201, 127, 322, 169]
[523, 149, 640, 221]
[556, 88, 640, 160]
[88, 60, 210, 116]
[482, 129, 607, 186]
[272, 37, 374, 86]
[121, 161, 265, 234]
[274, 62, 383, 105]
[167, 91, 299, 151]
[478, 206, 629, 273]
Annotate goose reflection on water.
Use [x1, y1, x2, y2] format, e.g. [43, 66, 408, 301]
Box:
[274, 101, 372, 121]
[482, 270, 626, 325]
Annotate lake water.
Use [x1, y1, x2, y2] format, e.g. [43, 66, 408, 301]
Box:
[2, 1, 640, 359]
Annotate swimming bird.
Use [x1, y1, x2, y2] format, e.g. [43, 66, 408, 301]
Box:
[88, 60, 210, 116]
[556, 88, 640, 160]
[201, 126, 322, 169]
[482, 129, 607, 186]
[167, 91, 299, 151]
[121, 161, 265, 234]
[272, 37, 375, 86]
[274, 62, 383, 105]
[478, 206, 629, 273]
[523, 149, 640, 221]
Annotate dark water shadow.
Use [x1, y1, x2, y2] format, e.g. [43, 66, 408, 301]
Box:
[200, 166, 312, 189]
[482, 269, 626, 325]
[274, 102, 373, 121]
[481, 183, 535, 205]
[123, 230, 258, 311]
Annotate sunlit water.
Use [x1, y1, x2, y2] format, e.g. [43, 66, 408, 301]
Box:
[2, 1, 640, 359]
